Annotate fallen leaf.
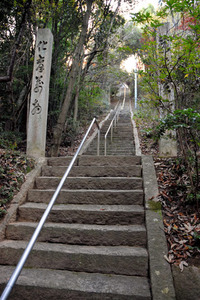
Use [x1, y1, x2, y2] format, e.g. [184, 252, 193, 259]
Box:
[179, 261, 188, 272]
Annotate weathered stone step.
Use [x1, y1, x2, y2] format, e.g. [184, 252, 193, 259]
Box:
[0, 240, 148, 276]
[0, 266, 151, 299]
[35, 177, 143, 190]
[88, 146, 134, 151]
[28, 189, 144, 205]
[87, 146, 134, 152]
[100, 130, 133, 135]
[87, 146, 134, 150]
[87, 146, 135, 155]
[89, 141, 134, 146]
[101, 124, 133, 128]
[48, 155, 141, 166]
[78, 156, 141, 166]
[93, 132, 133, 137]
[107, 133, 133, 137]
[42, 165, 141, 177]
[6, 222, 146, 246]
[85, 151, 135, 156]
[96, 141, 133, 145]
[18, 203, 144, 225]
[97, 136, 133, 140]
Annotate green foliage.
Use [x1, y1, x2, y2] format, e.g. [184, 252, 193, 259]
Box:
[78, 84, 109, 122]
[131, 0, 200, 208]
[0, 130, 24, 150]
[156, 109, 200, 137]
[155, 109, 200, 206]
[132, 0, 200, 111]
[0, 0, 139, 154]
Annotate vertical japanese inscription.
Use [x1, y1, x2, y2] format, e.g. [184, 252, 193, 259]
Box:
[31, 41, 48, 115]
[27, 28, 53, 158]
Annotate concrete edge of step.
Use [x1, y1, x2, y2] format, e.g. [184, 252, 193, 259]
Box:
[142, 155, 176, 300]
[0, 157, 47, 242]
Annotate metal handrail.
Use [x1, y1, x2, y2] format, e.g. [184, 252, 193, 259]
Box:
[121, 94, 126, 109]
[104, 102, 121, 156]
[1, 118, 100, 300]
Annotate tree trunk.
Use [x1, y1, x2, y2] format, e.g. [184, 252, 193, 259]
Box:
[50, 0, 93, 156]
[0, 0, 32, 83]
[73, 51, 84, 126]
[73, 77, 81, 126]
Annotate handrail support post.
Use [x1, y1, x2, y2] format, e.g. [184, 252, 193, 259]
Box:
[97, 129, 100, 156]
[111, 123, 113, 142]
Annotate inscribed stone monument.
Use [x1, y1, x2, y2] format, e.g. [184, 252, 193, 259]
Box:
[27, 28, 53, 158]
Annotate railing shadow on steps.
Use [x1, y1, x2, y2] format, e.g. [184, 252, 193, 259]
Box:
[0, 118, 100, 300]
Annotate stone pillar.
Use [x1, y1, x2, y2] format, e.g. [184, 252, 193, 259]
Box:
[157, 23, 177, 157]
[159, 131, 177, 157]
[27, 28, 53, 158]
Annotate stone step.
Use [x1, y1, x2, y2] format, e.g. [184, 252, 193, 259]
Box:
[114, 123, 132, 126]
[88, 146, 134, 151]
[100, 130, 133, 135]
[42, 165, 142, 177]
[87, 147, 134, 150]
[100, 127, 133, 136]
[18, 203, 144, 225]
[102, 125, 133, 129]
[89, 141, 133, 145]
[85, 151, 135, 156]
[89, 140, 134, 146]
[93, 134, 133, 139]
[87, 147, 134, 151]
[0, 266, 151, 299]
[48, 155, 141, 166]
[0, 240, 148, 276]
[106, 133, 133, 137]
[6, 222, 146, 246]
[89, 147, 134, 152]
[35, 176, 143, 190]
[79, 155, 141, 168]
[101, 125, 133, 128]
[28, 189, 144, 205]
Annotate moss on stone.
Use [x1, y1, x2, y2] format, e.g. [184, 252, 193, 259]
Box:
[148, 200, 162, 213]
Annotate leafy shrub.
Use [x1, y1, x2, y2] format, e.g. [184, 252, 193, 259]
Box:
[78, 85, 109, 122]
[155, 109, 200, 207]
[0, 130, 25, 150]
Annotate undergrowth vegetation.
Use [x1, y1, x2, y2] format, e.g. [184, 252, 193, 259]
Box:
[134, 109, 200, 269]
[134, 107, 200, 208]
[0, 150, 35, 218]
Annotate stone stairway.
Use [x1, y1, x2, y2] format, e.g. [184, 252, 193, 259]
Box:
[84, 101, 135, 156]
[0, 156, 151, 299]
[0, 100, 152, 299]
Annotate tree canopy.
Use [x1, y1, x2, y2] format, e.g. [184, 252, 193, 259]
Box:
[132, 0, 200, 203]
[0, 0, 136, 153]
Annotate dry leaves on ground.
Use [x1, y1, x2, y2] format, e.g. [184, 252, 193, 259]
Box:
[0, 150, 34, 218]
[135, 116, 200, 270]
[155, 158, 200, 271]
